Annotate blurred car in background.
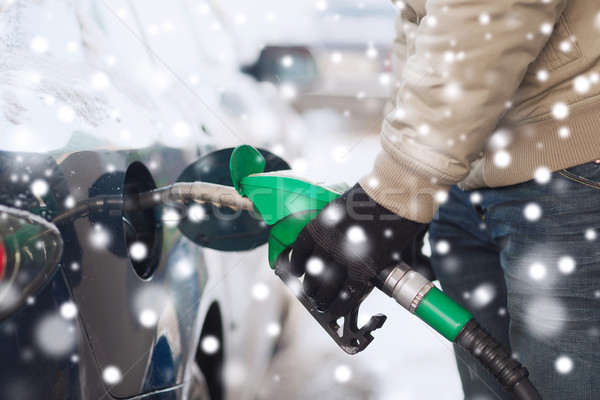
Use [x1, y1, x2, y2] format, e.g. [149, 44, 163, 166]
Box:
[241, 2, 397, 124]
[0, 0, 295, 399]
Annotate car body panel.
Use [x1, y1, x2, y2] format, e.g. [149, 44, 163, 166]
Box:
[0, 0, 291, 398]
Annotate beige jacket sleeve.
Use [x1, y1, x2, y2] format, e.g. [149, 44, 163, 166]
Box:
[360, 0, 568, 222]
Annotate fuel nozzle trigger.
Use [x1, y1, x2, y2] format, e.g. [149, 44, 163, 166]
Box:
[275, 265, 387, 354]
[230, 145, 387, 354]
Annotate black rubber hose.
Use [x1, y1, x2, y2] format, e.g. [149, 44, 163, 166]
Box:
[455, 319, 542, 400]
[512, 379, 544, 400]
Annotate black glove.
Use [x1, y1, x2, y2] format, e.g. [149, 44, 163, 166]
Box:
[286, 183, 427, 317]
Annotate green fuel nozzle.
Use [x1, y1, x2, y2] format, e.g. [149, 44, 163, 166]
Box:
[229, 144, 474, 345]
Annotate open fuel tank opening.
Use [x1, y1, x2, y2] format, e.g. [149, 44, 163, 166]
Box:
[123, 162, 162, 279]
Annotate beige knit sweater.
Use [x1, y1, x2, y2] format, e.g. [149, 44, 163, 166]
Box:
[360, 0, 600, 222]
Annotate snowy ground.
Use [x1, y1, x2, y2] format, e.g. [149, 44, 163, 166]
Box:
[256, 110, 464, 400]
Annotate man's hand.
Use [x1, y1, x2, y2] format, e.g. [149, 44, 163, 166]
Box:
[285, 183, 427, 317]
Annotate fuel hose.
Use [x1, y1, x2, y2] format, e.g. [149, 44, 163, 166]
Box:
[377, 263, 542, 400]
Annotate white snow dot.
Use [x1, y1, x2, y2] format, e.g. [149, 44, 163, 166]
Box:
[307, 257, 324, 275]
[198, 2, 210, 14]
[31, 179, 49, 196]
[172, 259, 194, 280]
[58, 106, 75, 122]
[129, 241, 148, 261]
[558, 126, 570, 138]
[534, 167, 551, 184]
[435, 191, 449, 204]
[35, 314, 76, 357]
[266, 322, 281, 337]
[330, 52, 342, 64]
[368, 177, 379, 188]
[64, 196, 76, 209]
[188, 204, 206, 222]
[139, 309, 158, 327]
[315, 1, 328, 11]
[31, 36, 49, 53]
[426, 15, 437, 27]
[585, 229, 597, 241]
[537, 70, 549, 82]
[472, 283, 496, 308]
[435, 240, 450, 255]
[529, 262, 547, 281]
[524, 203, 542, 221]
[103, 365, 122, 385]
[224, 361, 247, 386]
[479, 14, 490, 25]
[573, 75, 590, 93]
[60, 302, 77, 319]
[366, 47, 378, 59]
[444, 82, 461, 100]
[90, 225, 110, 248]
[470, 192, 482, 204]
[558, 256, 576, 274]
[280, 55, 294, 68]
[172, 122, 190, 138]
[71, 262, 80, 271]
[394, 107, 406, 120]
[559, 40, 572, 53]
[490, 130, 511, 149]
[323, 205, 343, 224]
[252, 283, 270, 301]
[384, 228, 393, 238]
[494, 151, 511, 168]
[91, 72, 110, 91]
[552, 102, 569, 120]
[201, 335, 220, 354]
[347, 226, 366, 244]
[279, 83, 297, 100]
[555, 356, 573, 374]
[71, 354, 80, 363]
[378, 73, 391, 86]
[418, 124, 430, 135]
[162, 208, 180, 227]
[27, 296, 35, 305]
[594, 12, 600, 30]
[334, 364, 352, 383]
[541, 23, 553, 35]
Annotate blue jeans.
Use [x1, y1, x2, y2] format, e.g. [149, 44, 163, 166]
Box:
[429, 162, 600, 400]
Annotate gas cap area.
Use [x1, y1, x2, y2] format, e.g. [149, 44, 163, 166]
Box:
[123, 162, 162, 279]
